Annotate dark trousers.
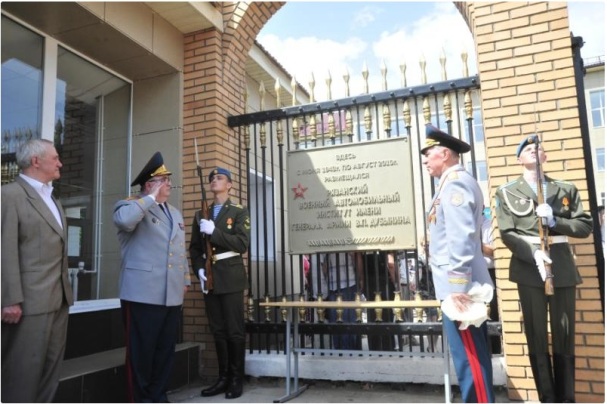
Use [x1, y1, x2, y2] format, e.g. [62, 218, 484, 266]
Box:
[444, 315, 495, 403]
[122, 301, 181, 403]
[518, 284, 576, 402]
[205, 291, 245, 344]
[327, 284, 359, 349]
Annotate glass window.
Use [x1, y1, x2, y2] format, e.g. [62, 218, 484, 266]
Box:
[467, 160, 487, 181]
[590, 89, 605, 128]
[597, 147, 605, 172]
[55, 46, 131, 301]
[1, 16, 43, 157]
[249, 170, 275, 261]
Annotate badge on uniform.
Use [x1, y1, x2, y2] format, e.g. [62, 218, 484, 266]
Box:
[562, 197, 569, 211]
[227, 218, 233, 229]
[450, 191, 463, 206]
[179, 223, 184, 230]
[244, 217, 251, 230]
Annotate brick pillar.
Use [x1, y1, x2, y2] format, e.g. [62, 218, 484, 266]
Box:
[181, 1, 284, 379]
[457, 2, 604, 402]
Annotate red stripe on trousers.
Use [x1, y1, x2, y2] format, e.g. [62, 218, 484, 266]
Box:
[461, 328, 488, 403]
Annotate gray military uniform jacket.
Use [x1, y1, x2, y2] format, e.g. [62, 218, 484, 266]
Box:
[427, 165, 494, 300]
[113, 195, 191, 306]
[495, 175, 592, 288]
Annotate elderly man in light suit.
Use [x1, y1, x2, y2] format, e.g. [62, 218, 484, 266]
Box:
[114, 152, 191, 403]
[421, 125, 495, 403]
[2, 139, 73, 403]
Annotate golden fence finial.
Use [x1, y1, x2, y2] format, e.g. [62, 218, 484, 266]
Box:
[381, 60, 388, 91]
[423, 97, 431, 125]
[291, 76, 297, 106]
[326, 70, 332, 100]
[309, 114, 317, 142]
[461, 49, 469, 77]
[275, 77, 281, 108]
[259, 81, 266, 111]
[383, 104, 391, 136]
[419, 55, 427, 85]
[444, 94, 452, 122]
[403, 99, 411, 128]
[276, 119, 284, 146]
[244, 125, 250, 149]
[364, 106, 372, 136]
[299, 294, 307, 323]
[336, 294, 344, 323]
[464, 90, 472, 120]
[292, 117, 300, 146]
[260, 122, 267, 148]
[374, 292, 383, 322]
[440, 48, 447, 81]
[392, 292, 404, 322]
[345, 110, 353, 139]
[400, 61, 407, 87]
[343, 68, 350, 97]
[415, 292, 423, 322]
[328, 112, 336, 140]
[316, 295, 326, 323]
[308, 73, 315, 103]
[362, 61, 369, 94]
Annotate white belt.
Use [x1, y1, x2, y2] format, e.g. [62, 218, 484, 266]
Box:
[212, 251, 240, 263]
[522, 235, 568, 244]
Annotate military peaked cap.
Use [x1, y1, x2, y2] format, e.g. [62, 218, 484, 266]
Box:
[516, 134, 540, 157]
[209, 167, 232, 182]
[420, 125, 471, 155]
[130, 151, 172, 187]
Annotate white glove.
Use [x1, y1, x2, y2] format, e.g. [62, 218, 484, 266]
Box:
[198, 268, 208, 294]
[533, 250, 552, 282]
[536, 203, 555, 227]
[199, 219, 215, 235]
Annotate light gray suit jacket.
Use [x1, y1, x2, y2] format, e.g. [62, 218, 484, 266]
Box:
[1, 176, 73, 314]
[113, 195, 191, 306]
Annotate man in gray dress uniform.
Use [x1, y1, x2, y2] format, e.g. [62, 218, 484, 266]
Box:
[113, 152, 191, 402]
[422, 125, 495, 402]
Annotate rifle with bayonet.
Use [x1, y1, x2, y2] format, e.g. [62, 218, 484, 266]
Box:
[534, 135, 554, 296]
[194, 138, 214, 291]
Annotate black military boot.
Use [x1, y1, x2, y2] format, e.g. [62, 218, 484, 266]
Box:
[554, 354, 576, 403]
[201, 340, 230, 397]
[225, 341, 245, 399]
[529, 353, 556, 403]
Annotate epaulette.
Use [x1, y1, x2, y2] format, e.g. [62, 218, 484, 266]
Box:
[446, 171, 459, 181]
[497, 179, 517, 191]
[126, 196, 138, 201]
[552, 179, 574, 186]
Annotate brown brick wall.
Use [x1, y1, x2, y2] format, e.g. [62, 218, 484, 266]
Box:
[181, 2, 285, 378]
[459, 1, 604, 402]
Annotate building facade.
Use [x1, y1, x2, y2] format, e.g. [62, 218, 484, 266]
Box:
[1, 2, 604, 402]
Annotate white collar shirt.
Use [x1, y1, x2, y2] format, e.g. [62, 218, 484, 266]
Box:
[20, 173, 63, 229]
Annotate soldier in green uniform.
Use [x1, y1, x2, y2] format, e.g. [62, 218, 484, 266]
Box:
[189, 167, 251, 399]
[495, 135, 592, 403]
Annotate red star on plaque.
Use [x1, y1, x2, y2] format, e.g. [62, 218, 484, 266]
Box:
[292, 182, 308, 199]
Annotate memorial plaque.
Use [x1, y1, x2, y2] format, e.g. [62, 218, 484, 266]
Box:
[287, 136, 416, 253]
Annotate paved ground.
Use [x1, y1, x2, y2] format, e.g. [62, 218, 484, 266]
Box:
[168, 377, 513, 403]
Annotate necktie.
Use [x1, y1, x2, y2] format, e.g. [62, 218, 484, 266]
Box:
[159, 203, 172, 225]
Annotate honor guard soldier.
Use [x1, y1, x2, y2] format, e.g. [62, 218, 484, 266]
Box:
[495, 135, 592, 402]
[190, 167, 251, 399]
[113, 152, 191, 403]
[421, 125, 495, 402]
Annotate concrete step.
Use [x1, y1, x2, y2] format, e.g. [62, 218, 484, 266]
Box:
[54, 342, 201, 402]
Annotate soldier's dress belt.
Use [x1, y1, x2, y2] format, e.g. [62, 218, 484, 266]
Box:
[521, 235, 568, 244]
[212, 251, 240, 263]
